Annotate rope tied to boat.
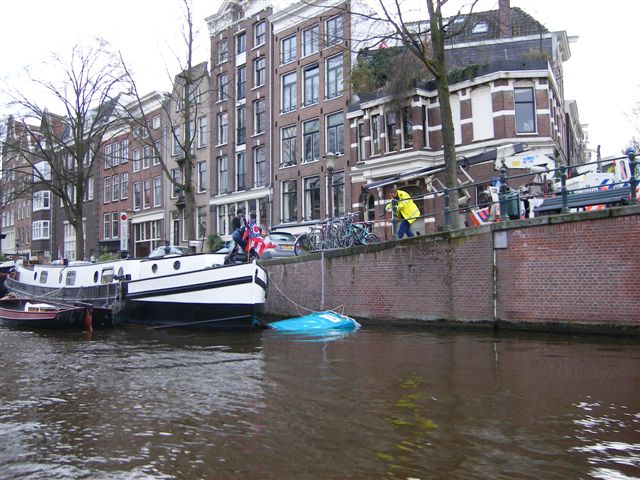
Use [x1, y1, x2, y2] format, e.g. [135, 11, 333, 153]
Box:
[267, 275, 345, 317]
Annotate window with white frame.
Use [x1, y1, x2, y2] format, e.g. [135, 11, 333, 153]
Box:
[281, 35, 296, 64]
[111, 212, 119, 239]
[104, 144, 112, 169]
[33, 190, 50, 211]
[196, 206, 207, 239]
[281, 125, 297, 166]
[217, 155, 228, 194]
[281, 72, 296, 112]
[236, 31, 246, 54]
[171, 168, 181, 198]
[84, 176, 94, 202]
[121, 172, 129, 199]
[64, 221, 81, 260]
[236, 106, 246, 145]
[32, 220, 50, 240]
[237, 65, 246, 100]
[218, 112, 228, 145]
[197, 161, 206, 192]
[331, 171, 345, 217]
[515, 87, 536, 133]
[112, 142, 120, 166]
[236, 152, 246, 191]
[143, 145, 151, 169]
[143, 179, 151, 209]
[303, 64, 319, 106]
[402, 107, 413, 148]
[121, 138, 129, 163]
[153, 176, 161, 206]
[172, 126, 181, 156]
[133, 182, 141, 210]
[153, 140, 160, 165]
[326, 54, 343, 99]
[303, 119, 319, 163]
[198, 116, 208, 148]
[104, 177, 111, 204]
[33, 161, 51, 181]
[103, 214, 111, 239]
[371, 114, 381, 155]
[254, 146, 266, 188]
[303, 176, 320, 221]
[218, 73, 228, 101]
[303, 25, 319, 56]
[152, 115, 160, 129]
[326, 111, 344, 155]
[218, 38, 228, 63]
[254, 57, 265, 87]
[282, 180, 297, 223]
[326, 15, 343, 46]
[112, 174, 120, 202]
[254, 99, 265, 134]
[254, 21, 266, 46]
[132, 148, 141, 172]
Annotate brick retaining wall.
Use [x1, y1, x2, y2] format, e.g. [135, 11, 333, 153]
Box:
[263, 205, 640, 334]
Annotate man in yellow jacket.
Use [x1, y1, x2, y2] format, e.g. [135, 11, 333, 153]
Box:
[390, 186, 420, 238]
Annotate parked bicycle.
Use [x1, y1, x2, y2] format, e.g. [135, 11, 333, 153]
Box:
[340, 219, 380, 247]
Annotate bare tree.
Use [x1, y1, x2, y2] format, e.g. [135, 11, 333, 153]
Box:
[3, 39, 128, 259]
[119, 0, 211, 243]
[364, 0, 479, 229]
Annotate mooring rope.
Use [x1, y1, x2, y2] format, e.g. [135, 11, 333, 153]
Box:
[267, 275, 344, 317]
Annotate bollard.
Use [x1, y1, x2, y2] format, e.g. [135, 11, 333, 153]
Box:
[560, 165, 568, 213]
[498, 167, 507, 221]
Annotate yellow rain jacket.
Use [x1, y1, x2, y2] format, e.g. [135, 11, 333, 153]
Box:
[393, 189, 420, 224]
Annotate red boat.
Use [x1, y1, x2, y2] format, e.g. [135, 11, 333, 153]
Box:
[0, 296, 115, 330]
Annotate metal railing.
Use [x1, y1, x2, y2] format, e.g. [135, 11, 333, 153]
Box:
[388, 151, 638, 233]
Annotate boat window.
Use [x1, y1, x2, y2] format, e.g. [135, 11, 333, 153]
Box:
[66, 271, 76, 286]
[33, 272, 37, 281]
[39, 271, 48, 284]
[152, 264, 158, 274]
[173, 261, 181, 271]
[94, 271, 99, 283]
[59, 272, 63, 283]
[117, 267, 124, 277]
[101, 267, 114, 284]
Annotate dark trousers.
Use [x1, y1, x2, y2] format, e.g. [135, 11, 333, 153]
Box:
[232, 230, 246, 250]
[397, 220, 414, 239]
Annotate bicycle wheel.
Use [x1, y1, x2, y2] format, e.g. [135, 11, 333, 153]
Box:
[294, 234, 309, 256]
[341, 231, 355, 248]
[363, 233, 381, 244]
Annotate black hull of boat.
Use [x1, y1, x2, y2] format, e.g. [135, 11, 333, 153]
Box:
[120, 300, 265, 330]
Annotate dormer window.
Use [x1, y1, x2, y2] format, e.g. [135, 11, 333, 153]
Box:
[472, 22, 488, 33]
[234, 8, 244, 22]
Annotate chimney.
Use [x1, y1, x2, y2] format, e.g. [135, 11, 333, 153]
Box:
[499, 0, 512, 38]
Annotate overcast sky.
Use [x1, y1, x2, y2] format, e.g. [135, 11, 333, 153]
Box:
[1, 0, 638, 158]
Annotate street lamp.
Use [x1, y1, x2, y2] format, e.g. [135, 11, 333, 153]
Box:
[324, 152, 336, 219]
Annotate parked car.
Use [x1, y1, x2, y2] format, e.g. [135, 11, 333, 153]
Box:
[216, 240, 235, 255]
[261, 232, 296, 260]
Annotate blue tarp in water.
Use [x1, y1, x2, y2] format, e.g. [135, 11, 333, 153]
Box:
[267, 311, 361, 332]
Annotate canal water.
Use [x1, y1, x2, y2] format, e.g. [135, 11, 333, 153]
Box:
[1, 324, 638, 480]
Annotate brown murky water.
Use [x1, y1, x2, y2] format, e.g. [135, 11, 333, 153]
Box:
[1, 325, 638, 479]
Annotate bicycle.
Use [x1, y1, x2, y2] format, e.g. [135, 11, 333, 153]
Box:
[340, 220, 380, 248]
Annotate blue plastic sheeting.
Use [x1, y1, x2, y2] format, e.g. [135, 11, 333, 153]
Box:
[267, 311, 361, 333]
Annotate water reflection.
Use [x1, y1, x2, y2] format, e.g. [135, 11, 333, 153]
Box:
[1, 326, 638, 479]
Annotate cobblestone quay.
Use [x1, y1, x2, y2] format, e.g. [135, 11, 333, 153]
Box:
[263, 205, 640, 335]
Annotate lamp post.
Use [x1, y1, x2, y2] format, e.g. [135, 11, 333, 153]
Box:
[325, 153, 336, 219]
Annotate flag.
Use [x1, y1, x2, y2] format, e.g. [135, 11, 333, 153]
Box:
[469, 207, 491, 226]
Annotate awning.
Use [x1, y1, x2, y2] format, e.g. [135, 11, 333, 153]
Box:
[363, 143, 526, 192]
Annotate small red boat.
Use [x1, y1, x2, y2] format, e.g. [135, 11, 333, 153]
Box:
[0, 296, 114, 330]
